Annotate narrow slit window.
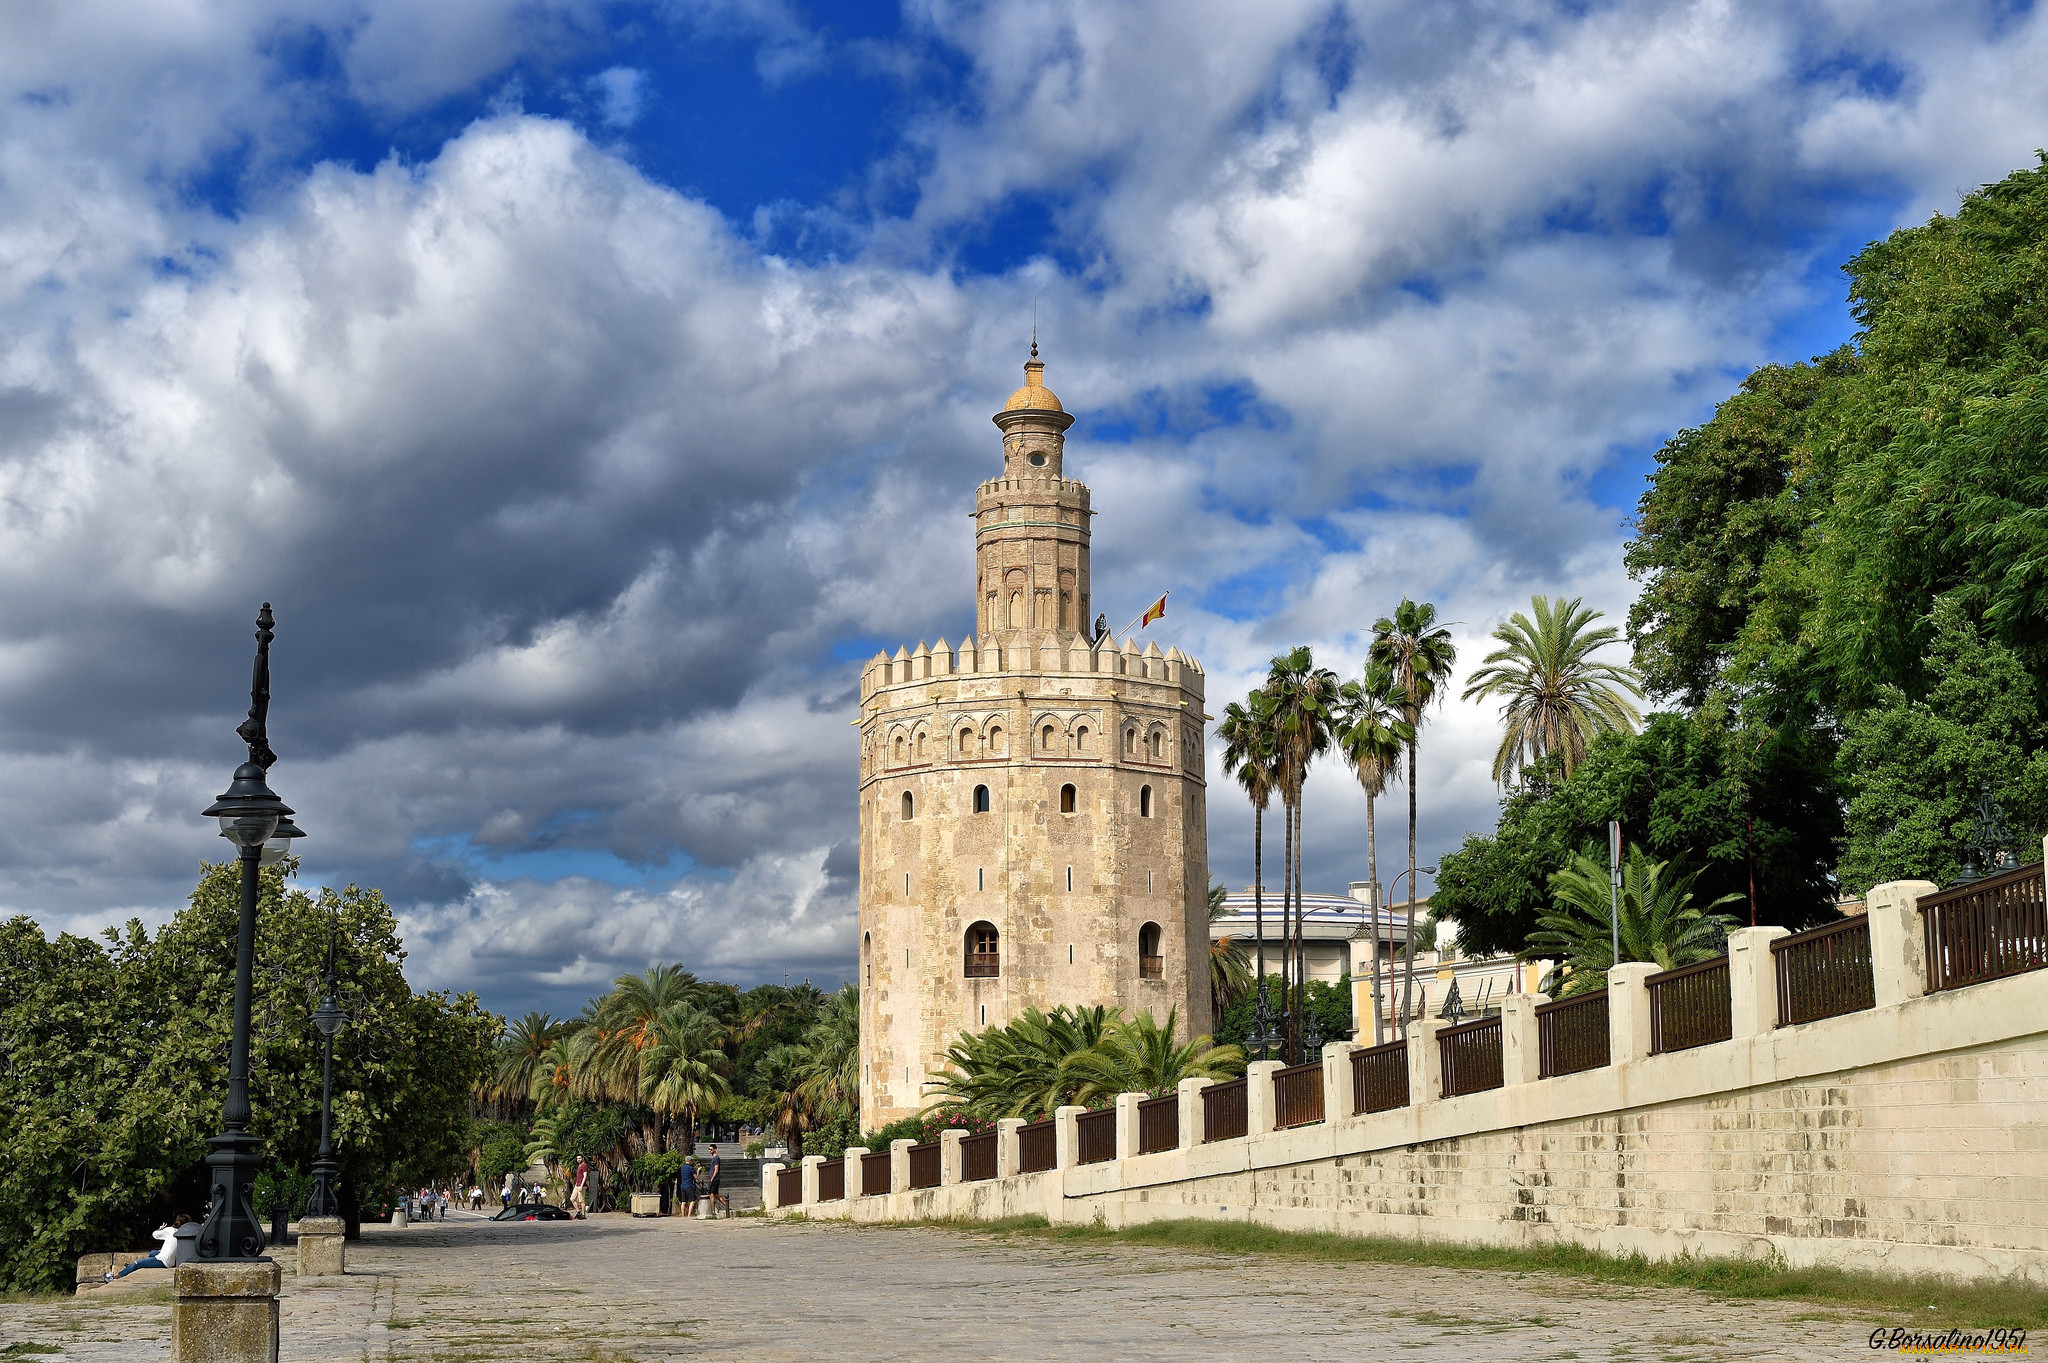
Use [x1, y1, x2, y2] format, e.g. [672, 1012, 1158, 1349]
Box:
[978, 867, 984, 891]
[1066, 866, 1073, 892]
[1139, 785, 1152, 817]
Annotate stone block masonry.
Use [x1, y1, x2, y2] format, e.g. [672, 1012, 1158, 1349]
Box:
[779, 875, 2048, 1284]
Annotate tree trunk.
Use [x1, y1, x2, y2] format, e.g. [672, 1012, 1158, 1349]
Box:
[1252, 802, 1266, 987]
[1281, 791, 1296, 1059]
[1368, 788, 1381, 1044]
[1292, 795, 1305, 1059]
[1402, 738, 1418, 1027]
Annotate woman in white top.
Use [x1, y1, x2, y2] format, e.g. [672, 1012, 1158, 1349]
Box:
[102, 1214, 191, 1280]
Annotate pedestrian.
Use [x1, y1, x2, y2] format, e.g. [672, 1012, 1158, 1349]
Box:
[470, 1184, 483, 1212]
[676, 1157, 697, 1217]
[570, 1155, 590, 1219]
[99, 1215, 190, 1282]
[703, 1147, 724, 1218]
[502, 1171, 515, 1209]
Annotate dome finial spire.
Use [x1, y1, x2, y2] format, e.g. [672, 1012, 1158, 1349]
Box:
[1031, 298, 1038, 359]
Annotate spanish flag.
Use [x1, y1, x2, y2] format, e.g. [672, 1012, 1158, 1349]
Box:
[1140, 593, 1168, 628]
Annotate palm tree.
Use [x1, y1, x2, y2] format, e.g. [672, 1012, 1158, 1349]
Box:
[1218, 693, 1280, 1038]
[1461, 595, 1643, 786]
[1526, 846, 1741, 995]
[1369, 598, 1458, 1030]
[793, 984, 860, 1133]
[638, 1004, 733, 1153]
[490, 1011, 576, 1107]
[756, 1044, 816, 1159]
[1059, 1009, 1245, 1105]
[1262, 646, 1340, 1058]
[1206, 881, 1253, 1016]
[586, 964, 712, 1101]
[924, 1004, 1116, 1122]
[1336, 662, 1411, 1044]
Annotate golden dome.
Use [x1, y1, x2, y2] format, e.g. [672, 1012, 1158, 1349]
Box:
[1002, 344, 1063, 412]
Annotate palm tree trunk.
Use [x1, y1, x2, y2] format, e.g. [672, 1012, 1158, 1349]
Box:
[1292, 793, 1306, 1059]
[1367, 788, 1381, 1044]
[1402, 738, 1418, 1027]
[1281, 791, 1296, 1058]
[1252, 803, 1266, 987]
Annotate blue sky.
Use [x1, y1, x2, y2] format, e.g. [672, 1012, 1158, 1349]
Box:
[3, 0, 2046, 1019]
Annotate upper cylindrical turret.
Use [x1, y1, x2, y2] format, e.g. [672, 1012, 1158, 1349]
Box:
[978, 345, 1089, 640]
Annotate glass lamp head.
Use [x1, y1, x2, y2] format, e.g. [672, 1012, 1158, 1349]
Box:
[312, 994, 347, 1038]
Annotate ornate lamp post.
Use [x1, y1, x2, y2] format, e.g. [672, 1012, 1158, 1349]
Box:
[1386, 864, 1435, 1041]
[306, 927, 348, 1220]
[196, 604, 304, 1261]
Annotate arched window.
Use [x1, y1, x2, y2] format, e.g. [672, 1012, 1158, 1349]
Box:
[959, 727, 975, 755]
[1138, 923, 1163, 978]
[1124, 728, 1136, 754]
[989, 724, 1006, 754]
[893, 734, 905, 763]
[1149, 730, 1165, 760]
[901, 791, 914, 821]
[965, 922, 1000, 977]
[1008, 593, 1023, 628]
[1075, 725, 1090, 751]
[973, 784, 990, 813]
[1139, 785, 1152, 818]
[1060, 783, 1077, 814]
[916, 731, 929, 760]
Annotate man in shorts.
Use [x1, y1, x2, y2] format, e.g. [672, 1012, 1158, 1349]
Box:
[702, 1147, 724, 1218]
[570, 1156, 590, 1218]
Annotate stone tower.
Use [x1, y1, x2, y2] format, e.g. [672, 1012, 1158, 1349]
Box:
[855, 348, 1211, 1128]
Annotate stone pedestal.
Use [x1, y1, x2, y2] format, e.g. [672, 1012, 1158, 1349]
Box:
[296, 1217, 345, 1276]
[173, 1260, 279, 1363]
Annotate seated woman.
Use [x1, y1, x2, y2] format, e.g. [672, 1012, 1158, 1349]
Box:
[102, 1215, 190, 1281]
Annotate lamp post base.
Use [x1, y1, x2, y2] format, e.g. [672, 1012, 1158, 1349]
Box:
[196, 1130, 268, 1262]
[173, 1261, 278, 1363]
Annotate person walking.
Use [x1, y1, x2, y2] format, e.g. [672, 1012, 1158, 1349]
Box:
[570, 1155, 590, 1219]
[676, 1157, 697, 1218]
[502, 1171, 516, 1209]
[703, 1147, 724, 1218]
[100, 1215, 190, 1282]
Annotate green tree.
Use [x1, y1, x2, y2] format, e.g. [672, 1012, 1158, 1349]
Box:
[1526, 847, 1741, 995]
[1218, 692, 1281, 989]
[1261, 646, 1341, 1052]
[1059, 1010, 1243, 1105]
[795, 984, 860, 1120]
[1336, 661, 1411, 905]
[1369, 598, 1458, 1023]
[1836, 601, 2048, 892]
[638, 1005, 734, 1155]
[1206, 880, 1252, 1016]
[1462, 595, 1642, 786]
[923, 1005, 1116, 1123]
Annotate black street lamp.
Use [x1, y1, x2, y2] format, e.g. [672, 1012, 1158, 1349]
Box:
[196, 604, 304, 1261]
[306, 926, 348, 1221]
[1248, 980, 1283, 1061]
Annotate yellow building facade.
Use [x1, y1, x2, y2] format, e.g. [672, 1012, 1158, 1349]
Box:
[856, 349, 1211, 1127]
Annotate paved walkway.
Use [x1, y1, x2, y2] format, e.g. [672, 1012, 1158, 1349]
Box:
[0, 1216, 1883, 1360]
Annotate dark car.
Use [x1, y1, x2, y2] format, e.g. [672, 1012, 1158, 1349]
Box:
[491, 1204, 573, 1222]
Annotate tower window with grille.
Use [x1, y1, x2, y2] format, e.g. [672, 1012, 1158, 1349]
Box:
[966, 923, 1000, 977]
[1060, 783, 1076, 814]
[1139, 785, 1152, 817]
[973, 784, 990, 813]
[1139, 922, 1163, 978]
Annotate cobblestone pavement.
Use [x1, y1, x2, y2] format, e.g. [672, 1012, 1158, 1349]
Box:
[0, 1215, 1889, 1360]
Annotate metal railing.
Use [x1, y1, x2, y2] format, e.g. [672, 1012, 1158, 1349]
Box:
[1536, 989, 1610, 1078]
[908, 1141, 941, 1189]
[1077, 1108, 1117, 1164]
[817, 1158, 844, 1202]
[1139, 954, 1164, 979]
[775, 1166, 801, 1206]
[964, 952, 1000, 978]
[1920, 862, 2048, 993]
[1438, 1016, 1504, 1097]
[1136, 1094, 1178, 1153]
[1773, 916, 1875, 1025]
[1351, 1039, 1409, 1114]
[1018, 1118, 1056, 1173]
[961, 1132, 997, 1182]
[1202, 1078, 1247, 1142]
[861, 1149, 891, 1196]
[1648, 956, 1731, 1054]
[1272, 1060, 1325, 1128]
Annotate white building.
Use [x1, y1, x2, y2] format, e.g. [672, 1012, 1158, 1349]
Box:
[1210, 882, 1542, 1045]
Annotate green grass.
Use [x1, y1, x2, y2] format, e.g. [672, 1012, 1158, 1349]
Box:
[1, 1346, 63, 1357]
[925, 1215, 2048, 1328]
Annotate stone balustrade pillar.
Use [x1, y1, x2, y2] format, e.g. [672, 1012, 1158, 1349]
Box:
[1321, 1041, 1360, 1119]
[1114, 1092, 1142, 1158]
[843, 1148, 870, 1197]
[1500, 994, 1539, 1087]
[1608, 962, 1658, 1064]
[761, 1162, 785, 1210]
[295, 1217, 344, 1277]
[1177, 1077, 1211, 1149]
[173, 1262, 279, 1363]
[939, 1129, 964, 1187]
[1054, 1105, 1086, 1169]
[1407, 1018, 1445, 1106]
[1728, 926, 1790, 1038]
[889, 1139, 915, 1194]
[799, 1155, 823, 1205]
[1245, 1060, 1282, 1136]
[1868, 879, 1938, 1009]
[996, 1119, 1025, 1178]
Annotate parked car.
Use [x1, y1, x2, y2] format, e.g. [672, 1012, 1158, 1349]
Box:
[491, 1204, 573, 1222]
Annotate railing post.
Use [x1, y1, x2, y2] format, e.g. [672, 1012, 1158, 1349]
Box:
[889, 1138, 915, 1194]
[762, 1162, 785, 1210]
[1868, 879, 1938, 1008]
[1500, 994, 1539, 1086]
[1608, 962, 1657, 1063]
[996, 1118, 1025, 1177]
[1407, 1019, 1445, 1106]
[1114, 1092, 1143, 1159]
[1176, 1077, 1211, 1149]
[1727, 926, 1790, 1037]
[1054, 1105, 1086, 1169]
[1321, 1041, 1359, 1117]
[799, 1155, 823, 1206]
[938, 1129, 964, 1187]
[1245, 1060, 1282, 1136]
[843, 1147, 869, 1198]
